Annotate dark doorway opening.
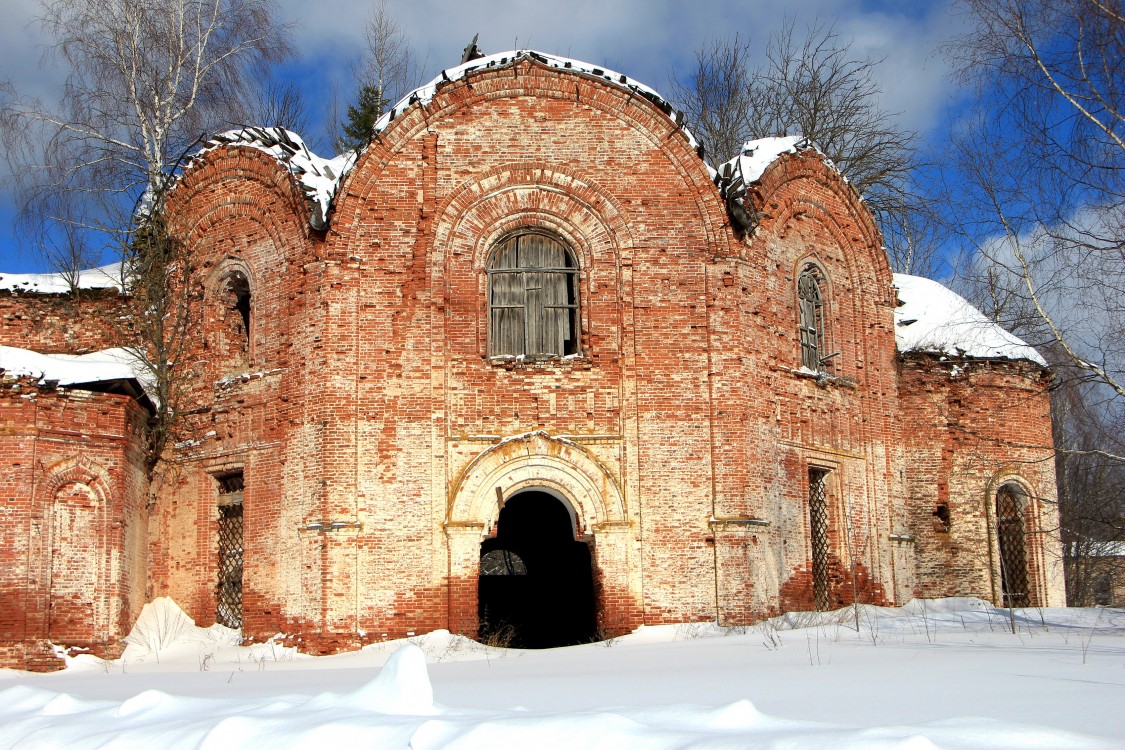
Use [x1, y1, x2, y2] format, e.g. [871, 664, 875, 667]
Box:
[478, 490, 596, 648]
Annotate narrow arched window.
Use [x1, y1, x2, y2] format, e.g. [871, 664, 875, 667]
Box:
[213, 266, 252, 368]
[798, 265, 825, 371]
[996, 484, 1032, 607]
[223, 269, 252, 348]
[488, 233, 579, 357]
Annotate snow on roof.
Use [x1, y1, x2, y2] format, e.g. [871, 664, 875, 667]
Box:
[893, 273, 1046, 366]
[717, 136, 810, 186]
[192, 52, 706, 230]
[373, 49, 698, 147]
[1089, 541, 1125, 557]
[0, 263, 124, 294]
[0, 344, 148, 389]
[196, 128, 357, 230]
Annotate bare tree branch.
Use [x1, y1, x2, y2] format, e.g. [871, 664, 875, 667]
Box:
[334, 0, 419, 153]
[947, 0, 1125, 602]
[670, 20, 935, 275]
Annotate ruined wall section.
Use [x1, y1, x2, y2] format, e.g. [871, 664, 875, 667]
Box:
[899, 354, 1064, 606]
[156, 147, 324, 643]
[0, 381, 147, 670]
[0, 290, 126, 355]
[707, 152, 903, 621]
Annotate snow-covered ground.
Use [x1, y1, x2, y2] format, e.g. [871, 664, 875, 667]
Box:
[1, 598, 1122, 749]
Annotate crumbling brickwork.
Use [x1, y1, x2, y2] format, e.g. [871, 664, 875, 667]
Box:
[0, 54, 1065, 668]
[899, 354, 1064, 605]
[0, 290, 125, 354]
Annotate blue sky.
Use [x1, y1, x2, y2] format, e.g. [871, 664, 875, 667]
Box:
[0, 0, 964, 274]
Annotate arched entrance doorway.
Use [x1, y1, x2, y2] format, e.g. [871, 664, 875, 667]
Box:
[478, 490, 596, 648]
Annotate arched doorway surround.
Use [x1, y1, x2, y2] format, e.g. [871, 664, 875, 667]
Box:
[478, 489, 596, 647]
[445, 431, 632, 640]
[986, 475, 1044, 608]
[32, 456, 116, 648]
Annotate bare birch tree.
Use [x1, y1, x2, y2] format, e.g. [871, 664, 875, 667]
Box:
[947, 0, 1125, 404]
[334, 0, 419, 152]
[0, 0, 292, 278]
[946, 0, 1125, 594]
[0, 0, 291, 474]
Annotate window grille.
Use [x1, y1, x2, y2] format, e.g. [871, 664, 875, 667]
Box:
[798, 266, 825, 371]
[809, 469, 831, 611]
[480, 549, 528, 576]
[996, 485, 1030, 607]
[216, 471, 244, 630]
[488, 233, 579, 357]
[217, 472, 244, 495]
[1094, 575, 1112, 606]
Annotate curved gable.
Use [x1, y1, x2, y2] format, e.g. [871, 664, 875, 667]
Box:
[336, 54, 730, 258]
[747, 146, 888, 290]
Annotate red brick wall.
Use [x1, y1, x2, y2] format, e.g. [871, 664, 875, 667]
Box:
[0, 290, 126, 354]
[0, 56, 1064, 666]
[0, 380, 147, 670]
[899, 354, 1062, 605]
[151, 58, 921, 648]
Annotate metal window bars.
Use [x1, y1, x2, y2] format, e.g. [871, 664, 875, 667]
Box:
[809, 469, 831, 611]
[996, 486, 1030, 607]
[216, 473, 244, 630]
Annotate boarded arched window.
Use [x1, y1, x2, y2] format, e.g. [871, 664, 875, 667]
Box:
[996, 484, 1032, 607]
[488, 233, 579, 357]
[798, 265, 825, 371]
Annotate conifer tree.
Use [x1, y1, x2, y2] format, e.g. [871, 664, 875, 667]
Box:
[329, 2, 418, 154]
[335, 83, 386, 153]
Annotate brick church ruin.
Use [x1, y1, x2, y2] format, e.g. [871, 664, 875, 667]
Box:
[0, 51, 1065, 669]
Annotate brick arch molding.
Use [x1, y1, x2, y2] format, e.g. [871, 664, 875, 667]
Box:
[39, 455, 112, 505]
[447, 431, 626, 536]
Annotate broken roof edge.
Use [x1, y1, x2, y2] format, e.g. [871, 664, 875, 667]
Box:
[714, 136, 843, 200]
[892, 273, 1047, 367]
[713, 137, 865, 235]
[190, 127, 358, 231]
[181, 51, 710, 233]
[0, 344, 158, 407]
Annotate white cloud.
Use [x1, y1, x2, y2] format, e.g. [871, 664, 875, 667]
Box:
[0, 0, 962, 148]
[271, 0, 961, 134]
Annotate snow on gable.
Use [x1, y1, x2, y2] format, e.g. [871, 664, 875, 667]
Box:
[713, 137, 830, 230]
[893, 273, 1046, 366]
[193, 52, 704, 232]
[0, 262, 124, 294]
[374, 50, 702, 150]
[0, 344, 149, 390]
[197, 127, 357, 230]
